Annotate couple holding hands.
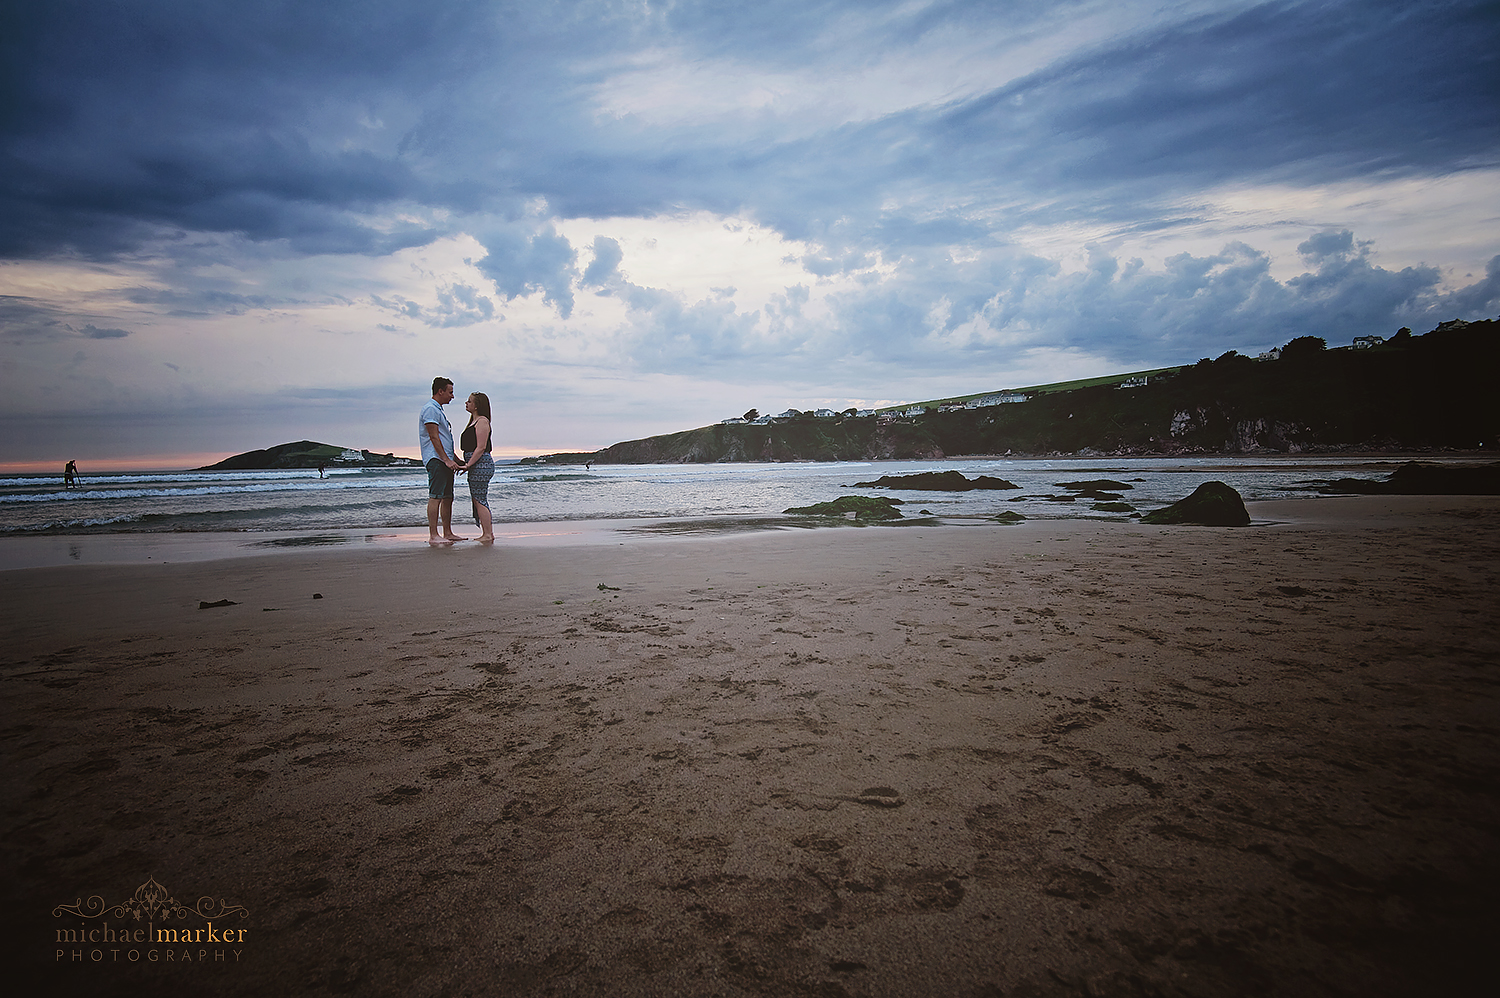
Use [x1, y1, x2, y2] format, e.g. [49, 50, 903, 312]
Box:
[419, 376, 495, 545]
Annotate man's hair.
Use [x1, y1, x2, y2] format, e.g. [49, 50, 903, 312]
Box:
[432, 377, 454, 394]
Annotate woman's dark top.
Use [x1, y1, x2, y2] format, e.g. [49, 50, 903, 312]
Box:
[460, 420, 492, 454]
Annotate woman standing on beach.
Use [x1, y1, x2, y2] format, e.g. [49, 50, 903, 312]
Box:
[459, 392, 496, 543]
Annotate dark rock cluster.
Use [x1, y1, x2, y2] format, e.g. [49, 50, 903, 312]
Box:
[1140, 482, 1251, 526]
[1319, 461, 1500, 495]
[849, 471, 1019, 491]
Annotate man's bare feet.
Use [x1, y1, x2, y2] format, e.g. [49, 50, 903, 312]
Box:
[428, 537, 454, 547]
[478, 534, 495, 544]
[443, 533, 468, 541]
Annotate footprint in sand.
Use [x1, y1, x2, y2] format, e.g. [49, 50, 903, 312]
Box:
[1041, 865, 1115, 903]
[793, 833, 844, 853]
[374, 786, 422, 805]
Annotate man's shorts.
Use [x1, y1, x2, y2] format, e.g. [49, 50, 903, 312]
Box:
[426, 458, 455, 500]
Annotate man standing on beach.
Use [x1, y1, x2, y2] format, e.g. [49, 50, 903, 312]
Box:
[420, 377, 466, 546]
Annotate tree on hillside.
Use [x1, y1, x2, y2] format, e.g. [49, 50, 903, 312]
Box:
[1281, 335, 1327, 362]
[743, 408, 759, 421]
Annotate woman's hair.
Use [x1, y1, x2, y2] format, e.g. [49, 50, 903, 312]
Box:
[466, 391, 491, 424]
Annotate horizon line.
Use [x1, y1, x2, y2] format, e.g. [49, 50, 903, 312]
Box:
[0, 446, 575, 475]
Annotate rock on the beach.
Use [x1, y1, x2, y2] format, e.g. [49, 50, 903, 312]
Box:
[1140, 481, 1251, 526]
[784, 495, 905, 519]
[849, 470, 1019, 491]
[1321, 461, 1500, 495]
[1056, 479, 1133, 491]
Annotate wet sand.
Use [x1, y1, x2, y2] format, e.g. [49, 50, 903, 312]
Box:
[3, 496, 1498, 996]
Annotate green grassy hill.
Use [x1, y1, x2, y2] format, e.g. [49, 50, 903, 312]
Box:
[877, 366, 1185, 412]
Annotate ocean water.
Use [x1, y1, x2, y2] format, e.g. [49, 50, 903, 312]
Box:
[0, 456, 1432, 539]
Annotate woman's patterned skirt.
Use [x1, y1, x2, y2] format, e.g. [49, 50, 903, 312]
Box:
[465, 451, 494, 522]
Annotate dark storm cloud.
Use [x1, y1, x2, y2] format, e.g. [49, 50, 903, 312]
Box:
[3, 0, 1497, 409]
[945, 1, 1498, 186]
[9, 1, 1495, 265]
[0, 0, 539, 258]
[767, 0, 1500, 263]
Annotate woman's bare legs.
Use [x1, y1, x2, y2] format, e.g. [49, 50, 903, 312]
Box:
[475, 499, 494, 543]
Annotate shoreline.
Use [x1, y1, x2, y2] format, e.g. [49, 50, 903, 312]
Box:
[3, 494, 1497, 995]
[0, 494, 1450, 573]
[0, 520, 642, 572]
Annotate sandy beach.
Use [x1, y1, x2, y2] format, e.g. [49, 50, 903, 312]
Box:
[3, 495, 1498, 997]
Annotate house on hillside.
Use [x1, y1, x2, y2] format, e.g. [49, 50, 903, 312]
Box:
[813, 408, 837, 418]
[720, 417, 747, 424]
[336, 449, 363, 462]
[1118, 376, 1148, 389]
[966, 392, 1027, 408]
[1258, 348, 1282, 361]
[1352, 335, 1385, 350]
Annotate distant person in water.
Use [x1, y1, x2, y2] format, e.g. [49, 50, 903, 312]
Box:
[419, 377, 466, 546]
[63, 460, 77, 487]
[317, 462, 326, 479]
[459, 391, 496, 543]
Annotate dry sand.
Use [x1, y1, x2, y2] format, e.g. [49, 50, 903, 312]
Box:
[3, 496, 1498, 997]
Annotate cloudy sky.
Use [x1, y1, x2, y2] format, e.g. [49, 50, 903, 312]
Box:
[2, 0, 1497, 468]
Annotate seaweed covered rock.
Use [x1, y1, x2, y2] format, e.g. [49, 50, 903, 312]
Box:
[1141, 481, 1250, 526]
[849, 471, 1018, 491]
[992, 510, 1026, 523]
[785, 495, 905, 519]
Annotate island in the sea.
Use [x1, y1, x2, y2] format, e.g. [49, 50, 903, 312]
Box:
[197, 440, 419, 471]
